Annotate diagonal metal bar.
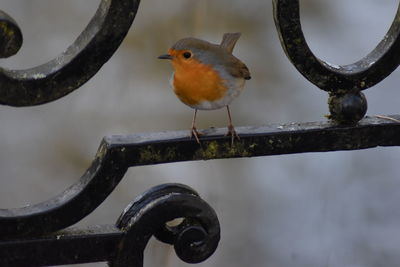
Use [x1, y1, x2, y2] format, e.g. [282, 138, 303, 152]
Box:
[0, 115, 399, 238]
[0, 0, 141, 106]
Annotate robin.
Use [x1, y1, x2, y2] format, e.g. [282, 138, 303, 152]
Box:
[158, 32, 251, 144]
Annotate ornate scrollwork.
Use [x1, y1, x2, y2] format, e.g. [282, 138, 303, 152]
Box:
[273, 0, 400, 123]
[1, 1, 400, 265]
[0, 184, 220, 267]
[111, 183, 220, 266]
[0, 0, 140, 106]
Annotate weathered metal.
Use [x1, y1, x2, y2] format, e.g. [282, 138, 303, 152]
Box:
[0, 225, 121, 266]
[0, 10, 22, 58]
[0, 184, 220, 267]
[0, 115, 399, 238]
[273, 0, 400, 123]
[112, 184, 220, 266]
[1, 0, 400, 266]
[1, 116, 398, 265]
[0, 0, 140, 106]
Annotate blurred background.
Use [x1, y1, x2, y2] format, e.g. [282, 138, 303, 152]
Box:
[1, 0, 400, 266]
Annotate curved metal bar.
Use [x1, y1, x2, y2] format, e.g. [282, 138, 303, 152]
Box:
[0, 141, 129, 237]
[0, 0, 140, 107]
[273, 0, 400, 92]
[0, 116, 399, 238]
[111, 183, 220, 266]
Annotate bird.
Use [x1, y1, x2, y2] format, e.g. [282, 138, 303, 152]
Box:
[158, 32, 251, 144]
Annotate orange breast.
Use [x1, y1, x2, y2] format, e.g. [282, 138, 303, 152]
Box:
[171, 59, 227, 106]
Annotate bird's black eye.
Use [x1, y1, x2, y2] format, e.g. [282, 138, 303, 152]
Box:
[183, 52, 192, 59]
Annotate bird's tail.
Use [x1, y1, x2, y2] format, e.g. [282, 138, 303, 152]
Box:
[220, 32, 241, 54]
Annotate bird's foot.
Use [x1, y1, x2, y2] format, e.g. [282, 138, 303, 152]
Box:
[225, 124, 240, 146]
[190, 126, 202, 144]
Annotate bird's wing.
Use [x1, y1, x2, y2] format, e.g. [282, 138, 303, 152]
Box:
[224, 55, 251, 80]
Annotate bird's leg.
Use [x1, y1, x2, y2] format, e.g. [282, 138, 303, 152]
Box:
[190, 109, 202, 144]
[225, 106, 240, 145]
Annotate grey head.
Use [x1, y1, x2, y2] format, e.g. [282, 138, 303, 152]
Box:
[160, 33, 251, 80]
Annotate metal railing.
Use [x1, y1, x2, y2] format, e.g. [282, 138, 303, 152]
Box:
[0, 0, 399, 266]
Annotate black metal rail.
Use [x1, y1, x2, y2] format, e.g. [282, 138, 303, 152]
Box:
[0, 0, 399, 266]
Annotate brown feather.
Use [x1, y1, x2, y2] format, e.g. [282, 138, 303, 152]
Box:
[224, 54, 251, 80]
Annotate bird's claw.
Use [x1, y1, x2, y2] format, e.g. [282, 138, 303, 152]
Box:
[190, 127, 202, 144]
[225, 124, 240, 146]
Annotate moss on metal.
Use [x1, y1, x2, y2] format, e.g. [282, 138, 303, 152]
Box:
[194, 140, 253, 160]
[0, 13, 23, 58]
[138, 145, 181, 164]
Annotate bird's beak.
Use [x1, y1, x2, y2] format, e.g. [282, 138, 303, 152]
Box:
[158, 54, 173, 60]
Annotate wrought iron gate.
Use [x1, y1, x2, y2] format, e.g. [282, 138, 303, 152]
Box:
[0, 0, 399, 266]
